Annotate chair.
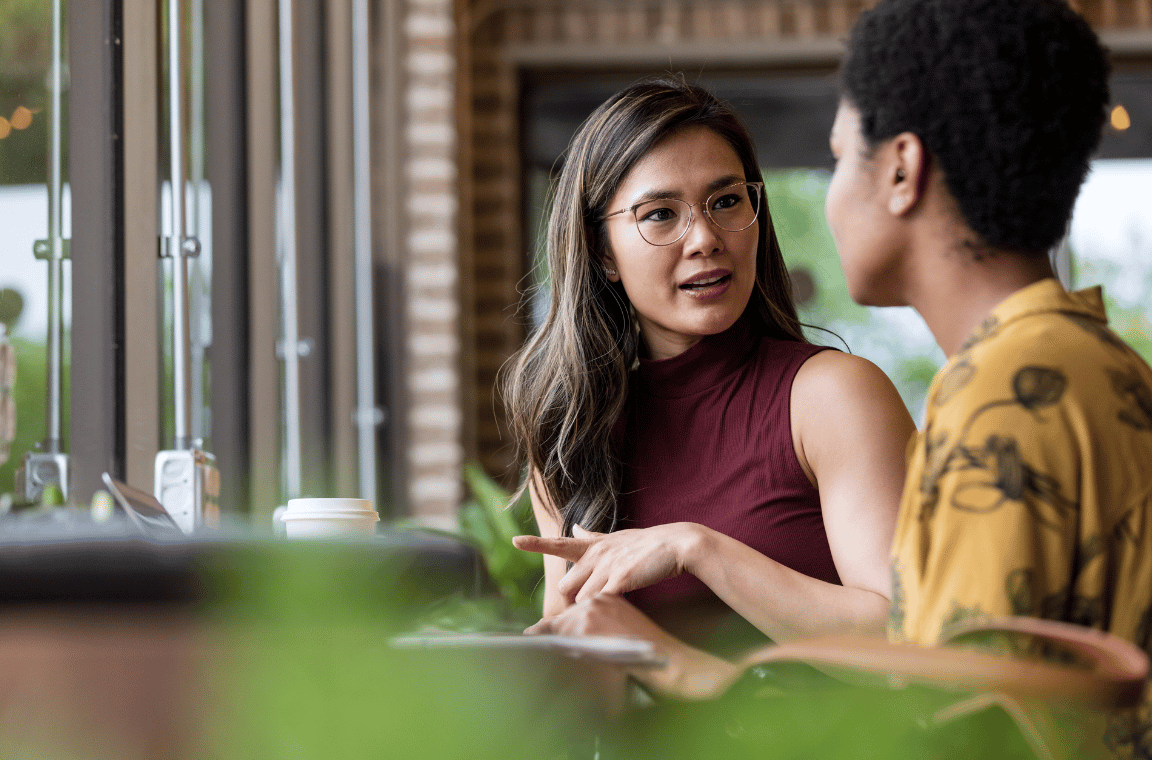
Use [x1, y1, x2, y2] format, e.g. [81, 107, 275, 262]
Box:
[736, 617, 1149, 760]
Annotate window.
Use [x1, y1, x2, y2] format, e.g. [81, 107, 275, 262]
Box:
[1, 0, 389, 523]
[0, 0, 71, 504]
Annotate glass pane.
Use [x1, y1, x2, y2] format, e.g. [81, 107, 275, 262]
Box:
[0, 0, 71, 503]
[158, 0, 212, 453]
[1069, 159, 1152, 360]
[1068, 73, 1152, 365]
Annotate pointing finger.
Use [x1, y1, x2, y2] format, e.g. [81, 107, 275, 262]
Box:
[512, 535, 591, 562]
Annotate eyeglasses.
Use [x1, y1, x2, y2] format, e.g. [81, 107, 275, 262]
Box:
[599, 181, 764, 247]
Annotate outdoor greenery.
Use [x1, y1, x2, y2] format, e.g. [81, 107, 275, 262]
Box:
[0, 0, 60, 187]
[1074, 253, 1152, 366]
[0, 332, 68, 497]
[182, 541, 584, 760]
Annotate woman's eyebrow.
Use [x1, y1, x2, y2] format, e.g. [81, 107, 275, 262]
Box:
[628, 187, 680, 206]
[707, 174, 746, 192]
[628, 175, 746, 206]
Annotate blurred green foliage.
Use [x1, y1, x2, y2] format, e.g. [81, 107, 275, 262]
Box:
[0, 0, 50, 78]
[0, 0, 62, 186]
[197, 542, 584, 760]
[0, 537, 1069, 759]
[1073, 253, 1152, 365]
[0, 333, 69, 495]
[198, 543, 1045, 760]
[766, 170, 868, 329]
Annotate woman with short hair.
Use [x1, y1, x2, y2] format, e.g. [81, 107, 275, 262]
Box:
[826, 0, 1149, 752]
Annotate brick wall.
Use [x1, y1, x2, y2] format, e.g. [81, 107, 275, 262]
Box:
[401, 0, 463, 523]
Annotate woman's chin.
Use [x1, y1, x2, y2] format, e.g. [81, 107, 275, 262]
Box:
[691, 306, 745, 336]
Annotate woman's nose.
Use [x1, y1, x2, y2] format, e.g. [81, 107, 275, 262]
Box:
[681, 208, 724, 257]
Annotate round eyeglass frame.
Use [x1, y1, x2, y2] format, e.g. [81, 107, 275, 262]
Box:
[599, 181, 765, 246]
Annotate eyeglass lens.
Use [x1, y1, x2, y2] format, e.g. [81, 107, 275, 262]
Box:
[633, 183, 760, 246]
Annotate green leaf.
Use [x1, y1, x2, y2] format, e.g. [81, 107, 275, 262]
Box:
[428, 464, 546, 621]
[463, 462, 521, 546]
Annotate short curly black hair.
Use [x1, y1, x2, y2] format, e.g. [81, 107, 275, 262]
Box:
[841, 0, 1110, 254]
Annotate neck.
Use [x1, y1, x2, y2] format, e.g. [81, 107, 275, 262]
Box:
[906, 236, 1057, 358]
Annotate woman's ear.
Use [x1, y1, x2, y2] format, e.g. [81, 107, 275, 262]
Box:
[887, 132, 929, 217]
[601, 254, 621, 282]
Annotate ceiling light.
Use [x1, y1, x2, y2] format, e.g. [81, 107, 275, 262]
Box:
[1111, 105, 1131, 131]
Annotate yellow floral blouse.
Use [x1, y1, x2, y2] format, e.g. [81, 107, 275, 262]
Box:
[890, 279, 1152, 756]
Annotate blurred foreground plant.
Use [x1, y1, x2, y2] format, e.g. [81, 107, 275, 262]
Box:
[204, 541, 582, 760]
[206, 538, 1039, 760]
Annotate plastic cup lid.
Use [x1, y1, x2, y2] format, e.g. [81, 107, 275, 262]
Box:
[285, 498, 375, 514]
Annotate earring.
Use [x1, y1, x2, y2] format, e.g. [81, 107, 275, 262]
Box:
[895, 169, 907, 182]
[605, 268, 617, 276]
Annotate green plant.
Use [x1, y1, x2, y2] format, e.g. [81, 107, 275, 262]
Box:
[458, 463, 544, 613]
[401, 463, 544, 627]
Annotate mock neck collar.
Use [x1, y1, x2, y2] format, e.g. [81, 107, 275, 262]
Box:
[634, 315, 758, 399]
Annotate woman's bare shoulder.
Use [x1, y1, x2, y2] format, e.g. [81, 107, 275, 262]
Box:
[792, 350, 916, 445]
[794, 349, 903, 401]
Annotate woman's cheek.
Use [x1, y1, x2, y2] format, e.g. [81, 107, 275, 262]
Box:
[824, 172, 845, 244]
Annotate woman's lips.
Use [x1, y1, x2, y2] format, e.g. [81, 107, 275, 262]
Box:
[679, 272, 732, 299]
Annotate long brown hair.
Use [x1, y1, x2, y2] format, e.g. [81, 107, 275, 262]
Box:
[501, 74, 807, 536]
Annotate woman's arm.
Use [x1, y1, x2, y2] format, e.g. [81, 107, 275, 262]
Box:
[517, 352, 915, 642]
[687, 351, 914, 641]
[526, 593, 742, 701]
[526, 480, 741, 702]
[527, 472, 572, 618]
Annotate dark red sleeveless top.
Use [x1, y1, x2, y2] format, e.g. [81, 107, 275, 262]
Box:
[617, 316, 840, 617]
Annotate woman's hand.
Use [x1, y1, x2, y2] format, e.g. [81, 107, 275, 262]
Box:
[513, 523, 702, 604]
[525, 589, 671, 638]
[526, 594, 741, 701]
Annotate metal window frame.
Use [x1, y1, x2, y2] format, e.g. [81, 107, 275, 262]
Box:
[377, 0, 408, 517]
[245, 0, 281, 520]
[206, 0, 251, 515]
[70, 0, 163, 502]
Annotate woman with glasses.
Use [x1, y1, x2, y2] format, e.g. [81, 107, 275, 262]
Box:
[504, 75, 915, 699]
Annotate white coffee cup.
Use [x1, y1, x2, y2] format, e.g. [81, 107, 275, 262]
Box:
[278, 498, 379, 539]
